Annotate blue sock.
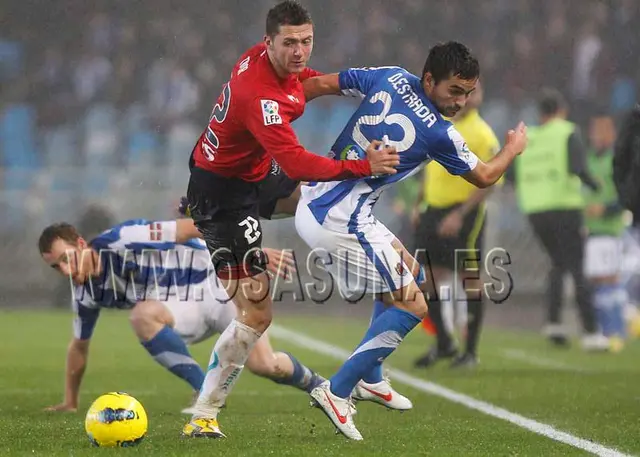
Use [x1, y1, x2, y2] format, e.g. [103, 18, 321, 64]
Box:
[594, 284, 627, 338]
[361, 267, 425, 384]
[141, 326, 205, 391]
[362, 299, 387, 384]
[272, 352, 324, 393]
[330, 307, 421, 398]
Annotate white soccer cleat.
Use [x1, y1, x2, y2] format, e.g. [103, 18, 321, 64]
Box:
[352, 377, 413, 411]
[309, 381, 363, 441]
[581, 333, 610, 352]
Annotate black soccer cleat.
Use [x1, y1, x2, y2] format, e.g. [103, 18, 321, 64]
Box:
[414, 345, 458, 368]
[449, 352, 478, 369]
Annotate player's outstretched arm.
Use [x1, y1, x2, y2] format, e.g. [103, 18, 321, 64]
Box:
[246, 98, 399, 181]
[302, 74, 340, 102]
[44, 338, 90, 412]
[463, 122, 528, 188]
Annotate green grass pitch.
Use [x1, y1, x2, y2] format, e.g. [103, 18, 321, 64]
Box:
[1, 310, 638, 456]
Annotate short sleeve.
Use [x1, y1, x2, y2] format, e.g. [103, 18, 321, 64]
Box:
[431, 126, 479, 176]
[72, 299, 100, 340]
[338, 67, 397, 98]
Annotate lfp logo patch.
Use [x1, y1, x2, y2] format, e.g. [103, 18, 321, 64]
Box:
[339, 144, 365, 161]
[261, 99, 282, 125]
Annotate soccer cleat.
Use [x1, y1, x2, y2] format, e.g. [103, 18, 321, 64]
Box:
[450, 352, 478, 369]
[182, 417, 226, 438]
[309, 381, 362, 441]
[581, 333, 610, 352]
[352, 376, 413, 410]
[413, 345, 458, 368]
[543, 324, 570, 347]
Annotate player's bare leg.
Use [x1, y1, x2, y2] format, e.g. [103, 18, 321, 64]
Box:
[246, 331, 325, 392]
[130, 301, 205, 397]
[184, 273, 271, 438]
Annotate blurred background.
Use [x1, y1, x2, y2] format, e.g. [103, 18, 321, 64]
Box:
[1, 0, 639, 332]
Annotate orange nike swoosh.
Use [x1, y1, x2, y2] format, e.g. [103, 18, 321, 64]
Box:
[324, 392, 347, 424]
[362, 386, 393, 402]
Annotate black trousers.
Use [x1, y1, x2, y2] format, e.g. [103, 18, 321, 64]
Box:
[528, 209, 597, 333]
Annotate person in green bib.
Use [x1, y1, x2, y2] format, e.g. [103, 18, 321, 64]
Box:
[514, 88, 609, 351]
[583, 113, 628, 351]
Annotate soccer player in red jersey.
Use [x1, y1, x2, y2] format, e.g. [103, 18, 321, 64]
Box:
[183, 1, 399, 438]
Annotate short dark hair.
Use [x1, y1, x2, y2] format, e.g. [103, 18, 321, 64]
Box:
[266, 1, 312, 37]
[422, 41, 480, 84]
[38, 222, 80, 254]
[537, 87, 567, 116]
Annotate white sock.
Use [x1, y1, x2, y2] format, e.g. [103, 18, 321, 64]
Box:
[454, 280, 468, 335]
[440, 280, 455, 336]
[192, 320, 262, 419]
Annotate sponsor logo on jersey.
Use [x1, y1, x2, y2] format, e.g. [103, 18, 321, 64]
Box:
[261, 99, 282, 125]
[287, 94, 300, 104]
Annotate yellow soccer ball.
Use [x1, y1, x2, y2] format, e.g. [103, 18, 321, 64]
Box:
[84, 392, 148, 447]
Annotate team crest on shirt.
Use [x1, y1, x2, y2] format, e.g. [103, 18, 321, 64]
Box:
[261, 99, 282, 125]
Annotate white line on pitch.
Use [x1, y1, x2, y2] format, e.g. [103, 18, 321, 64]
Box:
[271, 324, 632, 457]
[500, 349, 592, 373]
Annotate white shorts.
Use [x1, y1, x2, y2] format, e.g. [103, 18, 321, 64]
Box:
[295, 200, 413, 300]
[163, 298, 237, 345]
[584, 235, 623, 278]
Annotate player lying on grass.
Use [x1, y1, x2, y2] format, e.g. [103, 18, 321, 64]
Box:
[38, 218, 324, 414]
[294, 42, 528, 440]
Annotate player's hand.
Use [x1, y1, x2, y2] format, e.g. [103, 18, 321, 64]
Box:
[504, 122, 528, 156]
[366, 140, 399, 175]
[438, 210, 463, 238]
[44, 403, 77, 412]
[263, 248, 297, 280]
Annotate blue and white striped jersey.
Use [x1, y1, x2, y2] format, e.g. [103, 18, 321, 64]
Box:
[72, 219, 223, 340]
[301, 66, 479, 233]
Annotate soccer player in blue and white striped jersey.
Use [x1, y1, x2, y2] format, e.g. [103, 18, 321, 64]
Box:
[297, 42, 528, 440]
[38, 218, 323, 427]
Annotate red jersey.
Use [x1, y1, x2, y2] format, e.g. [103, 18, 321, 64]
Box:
[192, 43, 371, 182]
